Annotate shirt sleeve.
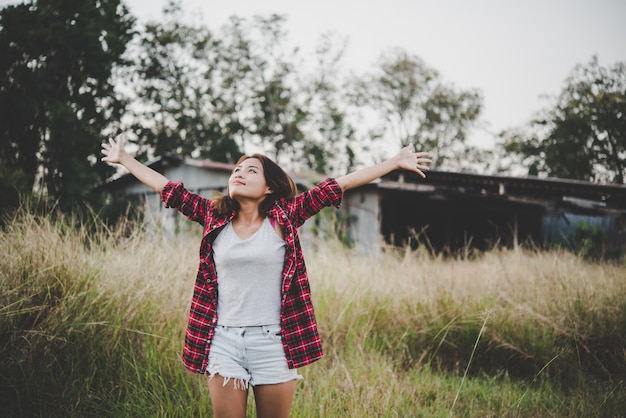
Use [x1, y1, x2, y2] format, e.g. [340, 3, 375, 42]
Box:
[161, 181, 211, 225]
[282, 178, 343, 228]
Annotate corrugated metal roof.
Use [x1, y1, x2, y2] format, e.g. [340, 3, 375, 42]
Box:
[382, 170, 626, 210]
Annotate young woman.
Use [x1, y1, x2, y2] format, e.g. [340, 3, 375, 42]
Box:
[101, 134, 430, 418]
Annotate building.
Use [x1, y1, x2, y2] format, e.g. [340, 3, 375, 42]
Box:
[101, 154, 315, 239]
[101, 154, 234, 237]
[341, 170, 626, 256]
[102, 155, 626, 256]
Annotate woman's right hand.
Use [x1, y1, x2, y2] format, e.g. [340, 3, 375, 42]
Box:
[101, 133, 127, 165]
[100, 133, 169, 193]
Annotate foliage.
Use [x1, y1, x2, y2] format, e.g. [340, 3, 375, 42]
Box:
[0, 0, 135, 210]
[502, 56, 626, 184]
[0, 0, 490, 214]
[245, 14, 304, 162]
[125, 4, 358, 174]
[561, 220, 620, 261]
[298, 32, 359, 175]
[125, 1, 241, 163]
[350, 48, 483, 169]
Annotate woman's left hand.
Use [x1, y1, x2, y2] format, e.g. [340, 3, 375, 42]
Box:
[394, 145, 432, 178]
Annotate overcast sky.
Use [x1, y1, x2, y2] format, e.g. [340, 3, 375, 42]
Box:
[122, 0, 626, 149]
[2, 0, 625, 149]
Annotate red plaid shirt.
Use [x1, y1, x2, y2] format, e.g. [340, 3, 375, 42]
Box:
[161, 178, 343, 373]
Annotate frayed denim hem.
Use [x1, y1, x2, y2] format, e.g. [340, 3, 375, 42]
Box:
[207, 373, 250, 391]
[207, 358, 250, 391]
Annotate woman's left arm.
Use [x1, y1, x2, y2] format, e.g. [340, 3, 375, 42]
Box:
[336, 145, 431, 192]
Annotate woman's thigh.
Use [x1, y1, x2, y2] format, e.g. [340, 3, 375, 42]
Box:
[253, 380, 297, 418]
[207, 375, 248, 418]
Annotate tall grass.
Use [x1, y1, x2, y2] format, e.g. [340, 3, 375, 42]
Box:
[310, 242, 626, 381]
[1, 209, 624, 417]
[0, 211, 208, 417]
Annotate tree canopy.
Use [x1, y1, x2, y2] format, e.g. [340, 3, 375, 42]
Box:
[125, 7, 357, 174]
[502, 56, 626, 184]
[350, 49, 483, 170]
[0, 0, 135, 211]
[0, 1, 489, 216]
[124, 2, 241, 163]
[7, 0, 624, 218]
[0, 0, 626, 222]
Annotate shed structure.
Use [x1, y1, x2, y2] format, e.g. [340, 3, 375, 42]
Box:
[341, 170, 626, 256]
[101, 155, 233, 236]
[101, 154, 316, 240]
[102, 155, 626, 256]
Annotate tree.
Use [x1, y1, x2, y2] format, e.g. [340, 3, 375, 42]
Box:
[351, 48, 482, 169]
[208, 15, 257, 160]
[126, 9, 307, 166]
[213, 15, 357, 174]
[502, 56, 626, 184]
[244, 14, 307, 165]
[127, 7, 355, 175]
[297, 32, 357, 175]
[0, 0, 135, 210]
[126, 1, 242, 163]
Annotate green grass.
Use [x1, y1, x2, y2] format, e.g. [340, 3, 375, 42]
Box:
[1, 210, 625, 417]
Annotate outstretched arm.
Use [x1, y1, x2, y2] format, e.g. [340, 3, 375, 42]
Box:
[336, 145, 431, 192]
[101, 134, 169, 193]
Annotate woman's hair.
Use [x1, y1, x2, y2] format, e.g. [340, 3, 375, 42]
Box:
[212, 154, 298, 216]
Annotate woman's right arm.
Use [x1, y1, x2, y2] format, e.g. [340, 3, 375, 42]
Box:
[101, 134, 169, 193]
[102, 134, 210, 224]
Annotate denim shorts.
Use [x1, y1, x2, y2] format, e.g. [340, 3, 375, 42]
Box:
[206, 324, 303, 389]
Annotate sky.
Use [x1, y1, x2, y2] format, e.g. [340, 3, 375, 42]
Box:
[121, 0, 626, 149]
[2, 0, 625, 149]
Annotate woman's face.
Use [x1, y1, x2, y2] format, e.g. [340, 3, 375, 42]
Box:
[228, 157, 271, 201]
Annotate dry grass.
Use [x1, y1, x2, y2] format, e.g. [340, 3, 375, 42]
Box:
[1, 211, 625, 417]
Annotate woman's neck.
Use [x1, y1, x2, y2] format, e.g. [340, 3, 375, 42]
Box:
[234, 200, 263, 225]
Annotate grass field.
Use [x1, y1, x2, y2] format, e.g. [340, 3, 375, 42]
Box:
[1, 210, 625, 417]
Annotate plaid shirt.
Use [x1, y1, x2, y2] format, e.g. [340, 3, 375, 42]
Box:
[161, 178, 343, 373]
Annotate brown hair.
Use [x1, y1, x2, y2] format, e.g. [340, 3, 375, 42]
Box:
[212, 154, 297, 217]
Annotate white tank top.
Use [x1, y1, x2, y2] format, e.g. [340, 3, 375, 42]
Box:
[212, 218, 286, 326]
